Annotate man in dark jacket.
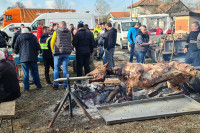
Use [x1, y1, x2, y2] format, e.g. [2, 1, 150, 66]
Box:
[0, 51, 21, 102]
[51, 21, 73, 89]
[14, 28, 42, 91]
[135, 25, 153, 63]
[39, 26, 54, 85]
[73, 23, 94, 77]
[11, 27, 21, 49]
[103, 22, 117, 68]
[0, 30, 8, 48]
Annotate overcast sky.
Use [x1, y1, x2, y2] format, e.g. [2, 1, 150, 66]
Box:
[0, 0, 139, 15]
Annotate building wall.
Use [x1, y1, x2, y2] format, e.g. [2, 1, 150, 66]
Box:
[130, 6, 159, 19]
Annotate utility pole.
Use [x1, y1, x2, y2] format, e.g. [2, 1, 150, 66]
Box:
[131, 0, 133, 20]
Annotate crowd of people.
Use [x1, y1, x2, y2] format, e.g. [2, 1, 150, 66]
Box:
[0, 21, 118, 102]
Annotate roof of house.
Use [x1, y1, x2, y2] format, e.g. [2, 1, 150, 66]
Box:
[110, 12, 130, 18]
[127, 0, 164, 8]
[153, 0, 190, 14]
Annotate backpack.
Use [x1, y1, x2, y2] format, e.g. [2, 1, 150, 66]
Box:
[0, 32, 7, 48]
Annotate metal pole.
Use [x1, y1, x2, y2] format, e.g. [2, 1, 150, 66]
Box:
[131, 0, 133, 20]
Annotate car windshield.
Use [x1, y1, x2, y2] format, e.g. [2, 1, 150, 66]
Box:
[122, 22, 137, 31]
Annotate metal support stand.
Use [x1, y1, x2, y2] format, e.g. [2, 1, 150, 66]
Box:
[48, 74, 94, 128]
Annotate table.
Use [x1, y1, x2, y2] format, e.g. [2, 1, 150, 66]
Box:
[8, 49, 76, 64]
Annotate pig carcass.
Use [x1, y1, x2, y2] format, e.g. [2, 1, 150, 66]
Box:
[86, 62, 197, 96]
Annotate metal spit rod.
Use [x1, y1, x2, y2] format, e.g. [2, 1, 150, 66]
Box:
[54, 75, 117, 82]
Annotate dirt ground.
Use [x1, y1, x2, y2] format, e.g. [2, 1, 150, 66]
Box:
[1, 46, 200, 133]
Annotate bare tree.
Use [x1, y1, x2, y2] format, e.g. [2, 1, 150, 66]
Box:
[55, 0, 68, 9]
[7, 1, 26, 9]
[95, 0, 110, 23]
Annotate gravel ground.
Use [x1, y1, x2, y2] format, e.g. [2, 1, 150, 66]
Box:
[1, 46, 200, 133]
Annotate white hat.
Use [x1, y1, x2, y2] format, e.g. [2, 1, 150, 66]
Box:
[21, 28, 29, 33]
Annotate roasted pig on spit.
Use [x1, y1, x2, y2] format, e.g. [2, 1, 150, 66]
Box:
[86, 62, 197, 96]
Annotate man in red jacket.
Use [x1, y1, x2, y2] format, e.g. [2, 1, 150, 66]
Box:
[37, 24, 43, 41]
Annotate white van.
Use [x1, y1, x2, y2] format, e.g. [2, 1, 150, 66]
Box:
[112, 20, 138, 49]
[30, 12, 96, 34]
[1, 23, 31, 46]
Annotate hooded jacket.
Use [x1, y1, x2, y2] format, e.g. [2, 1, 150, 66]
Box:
[103, 28, 117, 50]
[14, 33, 41, 63]
[73, 28, 94, 55]
[37, 26, 43, 41]
[0, 59, 21, 102]
[134, 30, 149, 53]
[39, 33, 53, 59]
[127, 27, 140, 44]
[51, 26, 73, 55]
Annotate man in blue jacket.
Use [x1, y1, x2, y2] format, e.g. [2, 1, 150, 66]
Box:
[14, 28, 42, 91]
[127, 23, 141, 62]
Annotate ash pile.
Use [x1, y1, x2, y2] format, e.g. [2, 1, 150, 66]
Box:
[71, 78, 200, 106]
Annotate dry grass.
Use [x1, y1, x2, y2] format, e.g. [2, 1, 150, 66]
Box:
[1, 53, 200, 133]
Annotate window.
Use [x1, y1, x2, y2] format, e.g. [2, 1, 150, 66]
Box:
[31, 19, 45, 30]
[122, 22, 137, 31]
[9, 27, 20, 32]
[5, 15, 12, 20]
[137, 8, 140, 14]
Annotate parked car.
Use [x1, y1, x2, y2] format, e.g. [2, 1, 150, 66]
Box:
[112, 20, 138, 49]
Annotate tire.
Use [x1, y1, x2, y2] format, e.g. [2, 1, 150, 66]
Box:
[120, 40, 125, 49]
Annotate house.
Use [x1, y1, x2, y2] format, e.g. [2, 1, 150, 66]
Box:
[127, 0, 190, 19]
[107, 12, 130, 22]
[172, 12, 200, 33]
[127, 0, 164, 19]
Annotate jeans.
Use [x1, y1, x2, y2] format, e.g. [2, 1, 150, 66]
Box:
[21, 62, 42, 90]
[130, 43, 135, 62]
[103, 48, 107, 65]
[76, 53, 90, 77]
[44, 58, 54, 83]
[135, 52, 146, 63]
[104, 48, 115, 68]
[54, 54, 69, 86]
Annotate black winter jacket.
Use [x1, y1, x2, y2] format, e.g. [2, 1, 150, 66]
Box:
[39, 33, 53, 59]
[103, 28, 117, 50]
[14, 33, 41, 63]
[0, 59, 21, 102]
[11, 31, 21, 49]
[73, 28, 94, 55]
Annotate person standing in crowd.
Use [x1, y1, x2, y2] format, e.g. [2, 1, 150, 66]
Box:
[84, 24, 95, 70]
[69, 24, 75, 38]
[37, 24, 43, 41]
[50, 23, 59, 36]
[0, 30, 8, 48]
[99, 22, 106, 62]
[14, 28, 42, 91]
[39, 26, 54, 85]
[127, 23, 141, 62]
[185, 22, 200, 66]
[135, 25, 153, 63]
[94, 24, 101, 33]
[19, 24, 25, 32]
[1, 48, 19, 78]
[103, 22, 117, 68]
[0, 51, 21, 102]
[11, 27, 21, 49]
[51, 21, 73, 90]
[73, 23, 94, 78]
